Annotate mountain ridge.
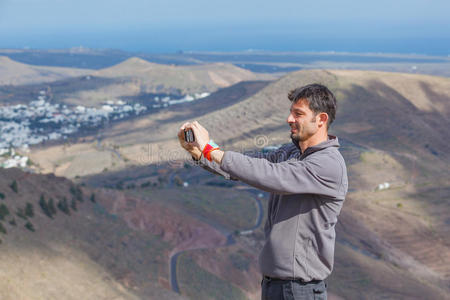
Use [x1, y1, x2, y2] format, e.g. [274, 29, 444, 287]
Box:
[0, 56, 93, 86]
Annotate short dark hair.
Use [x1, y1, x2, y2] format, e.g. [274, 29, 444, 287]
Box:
[288, 83, 337, 128]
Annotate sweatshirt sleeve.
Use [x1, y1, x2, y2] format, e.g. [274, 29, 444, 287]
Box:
[194, 143, 294, 180]
[219, 150, 345, 199]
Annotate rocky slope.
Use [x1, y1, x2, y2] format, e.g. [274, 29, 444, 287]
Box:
[0, 168, 189, 300]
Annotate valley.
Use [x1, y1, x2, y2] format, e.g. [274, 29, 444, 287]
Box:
[0, 52, 449, 299]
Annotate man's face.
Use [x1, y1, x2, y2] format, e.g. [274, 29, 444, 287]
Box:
[286, 99, 319, 143]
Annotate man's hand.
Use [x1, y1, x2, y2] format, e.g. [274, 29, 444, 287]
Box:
[178, 122, 202, 160]
[178, 121, 224, 164]
[189, 121, 210, 151]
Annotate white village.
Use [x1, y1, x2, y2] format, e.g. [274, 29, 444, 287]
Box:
[0, 90, 209, 169]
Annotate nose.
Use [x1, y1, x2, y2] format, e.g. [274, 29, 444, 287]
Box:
[287, 112, 295, 124]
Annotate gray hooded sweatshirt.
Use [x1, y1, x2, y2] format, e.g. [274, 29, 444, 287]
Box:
[197, 135, 348, 281]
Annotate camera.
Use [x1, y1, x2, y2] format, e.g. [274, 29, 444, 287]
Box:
[184, 128, 195, 143]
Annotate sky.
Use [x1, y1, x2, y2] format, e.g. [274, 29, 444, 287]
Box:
[0, 0, 449, 54]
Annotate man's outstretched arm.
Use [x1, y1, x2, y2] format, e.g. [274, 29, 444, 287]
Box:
[178, 122, 232, 179]
[186, 121, 346, 199]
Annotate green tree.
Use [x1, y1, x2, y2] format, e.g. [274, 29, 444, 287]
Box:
[48, 198, 57, 215]
[0, 204, 10, 220]
[70, 185, 84, 202]
[90, 193, 96, 203]
[9, 218, 16, 226]
[25, 221, 35, 232]
[71, 198, 77, 211]
[57, 197, 70, 215]
[39, 195, 52, 218]
[25, 202, 34, 218]
[0, 192, 5, 199]
[0, 222, 6, 234]
[10, 180, 18, 193]
[140, 181, 151, 188]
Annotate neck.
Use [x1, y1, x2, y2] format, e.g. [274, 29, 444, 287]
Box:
[299, 131, 328, 153]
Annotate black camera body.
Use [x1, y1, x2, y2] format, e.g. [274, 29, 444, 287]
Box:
[184, 129, 195, 143]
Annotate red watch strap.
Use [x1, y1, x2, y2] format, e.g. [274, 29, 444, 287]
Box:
[205, 147, 220, 161]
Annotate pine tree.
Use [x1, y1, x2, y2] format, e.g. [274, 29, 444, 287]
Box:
[70, 185, 84, 202]
[0, 222, 6, 234]
[39, 195, 52, 218]
[90, 193, 96, 203]
[0, 204, 10, 220]
[24, 221, 35, 232]
[57, 197, 70, 215]
[9, 218, 16, 226]
[10, 180, 18, 193]
[71, 198, 77, 211]
[25, 203, 34, 218]
[48, 198, 57, 215]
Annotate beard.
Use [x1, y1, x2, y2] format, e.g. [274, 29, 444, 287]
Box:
[290, 126, 304, 143]
[290, 131, 303, 143]
[290, 116, 317, 143]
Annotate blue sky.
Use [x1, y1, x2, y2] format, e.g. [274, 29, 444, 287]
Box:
[0, 0, 449, 54]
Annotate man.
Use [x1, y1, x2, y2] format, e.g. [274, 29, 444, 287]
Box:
[178, 84, 348, 300]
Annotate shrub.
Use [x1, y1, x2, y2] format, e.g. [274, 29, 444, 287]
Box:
[57, 197, 70, 215]
[157, 176, 166, 185]
[25, 221, 35, 232]
[90, 193, 96, 203]
[10, 180, 18, 193]
[0, 192, 5, 199]
[9, 218, 16, 226]
[115, 181, 124, 190]
[140, 181, 151, 188]
[39, 195, 52, 218]
[25, 203, 34, 218]
[126, 183, 136, 189]
[48, 198, 57, 215]
[71, 198, 77, 211]
[70, 185, 84, 202]
[0, 204, 10, 220]
[0, 222, 7, 234]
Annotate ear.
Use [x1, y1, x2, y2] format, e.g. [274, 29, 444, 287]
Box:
[318, 112, 329, 127]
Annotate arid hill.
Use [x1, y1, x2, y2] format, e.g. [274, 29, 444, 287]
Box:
[0, 56, 92, 86]
[29, 69, 449, 176]
[62, 57, 274, 105]
[0, 57, 274, 107]
[94, 57, 273, 91]
[25, 69, 450, 299]
[0, 167, 192, 300]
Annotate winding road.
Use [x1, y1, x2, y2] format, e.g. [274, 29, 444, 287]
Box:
[168, 184, 265, 294]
